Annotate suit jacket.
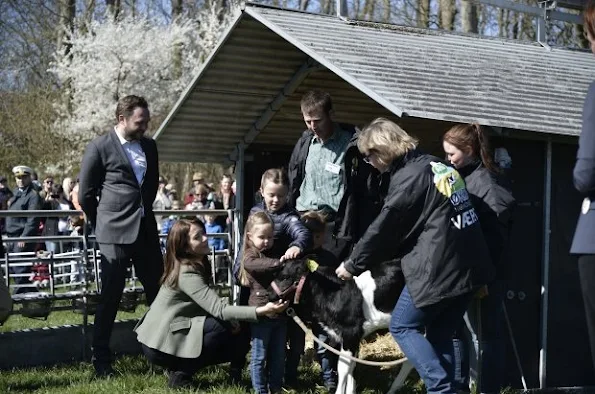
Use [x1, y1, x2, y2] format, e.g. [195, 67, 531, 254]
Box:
[78, 130, 159, 244]
[134, 265, 258, 358]
[572, 81, 595, 254]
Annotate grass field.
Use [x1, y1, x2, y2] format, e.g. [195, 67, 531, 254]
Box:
[0, 347, 423, 394]
[0, 302, 148, 333]
[1, 302, 425, 393]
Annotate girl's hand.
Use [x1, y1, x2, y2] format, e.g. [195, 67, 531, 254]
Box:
[335, 263, 354, 281]
[256, 300, 289, 318]
[280, 246, 301, 261]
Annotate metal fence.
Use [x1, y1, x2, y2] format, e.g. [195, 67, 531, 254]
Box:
[0, 209, 236, 324]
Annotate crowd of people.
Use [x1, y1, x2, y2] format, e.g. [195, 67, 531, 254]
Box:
[0, 164, 236, 294]
[1, 5, 595, 392]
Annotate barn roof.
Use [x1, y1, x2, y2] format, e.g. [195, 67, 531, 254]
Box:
[154, 2, 595, 163]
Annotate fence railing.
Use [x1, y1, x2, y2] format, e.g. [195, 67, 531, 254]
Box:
[0, 208, 236, 323]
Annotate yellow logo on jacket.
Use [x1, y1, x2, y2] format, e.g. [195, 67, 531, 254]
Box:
[430, 162, 465, 198]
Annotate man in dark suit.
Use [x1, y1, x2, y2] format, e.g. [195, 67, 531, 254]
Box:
[79, 95, 163, 377]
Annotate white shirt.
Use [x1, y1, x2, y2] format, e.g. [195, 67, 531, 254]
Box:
[115, 128, 146, 185]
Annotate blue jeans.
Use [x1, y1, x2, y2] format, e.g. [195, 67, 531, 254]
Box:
[285, 319, 305, 385]
[250, 318, 287, 394]
[312, 323, 338, 385]
[390, 286, 472, 394]
[453, 283, 505, 393]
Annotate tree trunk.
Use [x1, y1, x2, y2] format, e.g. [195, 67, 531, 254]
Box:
[172, 0, 183, 79]
[439, 0, 456, 30]
[382, 0, 391, 22]
[417, 0, 430, 28]
[460, 0, 478, 33]
[299, 0, 310, 11]
[106, 0, 121, 21]
[57, 0, 76, 56]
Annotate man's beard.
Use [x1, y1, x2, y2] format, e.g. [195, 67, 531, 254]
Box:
[125, 129, 143, 141]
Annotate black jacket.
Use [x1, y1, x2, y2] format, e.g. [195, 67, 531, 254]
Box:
[288, 124, 387, 244]
[343, 149, 494, 308]
[459, 162, 515, 278]
[249, 202, 311, 259]
[5, 185, 42, 237]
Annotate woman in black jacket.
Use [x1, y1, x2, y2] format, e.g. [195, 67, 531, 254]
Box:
[443, 123, 515, 394]
[335, 118, 494, 394]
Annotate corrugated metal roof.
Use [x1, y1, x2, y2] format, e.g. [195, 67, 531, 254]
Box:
[154, 3, 595, 163]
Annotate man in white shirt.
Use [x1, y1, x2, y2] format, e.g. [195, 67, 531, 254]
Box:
[79, 95, 163, 378]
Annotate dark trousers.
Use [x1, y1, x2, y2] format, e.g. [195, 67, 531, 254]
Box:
[453, 283, 505, 393]
[230, 286, 252, 372]
[6, 238, 37, 294]
[578, 255, 595, 371]
[142, 316, 249, 375]
[285, 318, 306, 384]
[92, 221, 163, 365]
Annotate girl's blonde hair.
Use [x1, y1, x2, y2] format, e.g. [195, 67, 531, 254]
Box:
[239, 211, 274, 286]
[357, 118, 418, 166]
[161, 218, 208, 289]
[260, 168, 289, 190]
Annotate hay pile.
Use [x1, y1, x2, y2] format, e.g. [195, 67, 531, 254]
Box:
[304, 330, 405, 364]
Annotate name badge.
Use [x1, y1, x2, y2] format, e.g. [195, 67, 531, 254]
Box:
[582, 197, 591, 215]
[325, 162, 341, 175]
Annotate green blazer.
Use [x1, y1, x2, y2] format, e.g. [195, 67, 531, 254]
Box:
[134, 265, 258, 358]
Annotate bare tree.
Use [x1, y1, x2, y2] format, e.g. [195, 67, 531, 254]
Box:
[439, 0, 456, 30]
[106, 0, 121, 20]
[417, 0, 430, 27]
[460, 0, 478, 33]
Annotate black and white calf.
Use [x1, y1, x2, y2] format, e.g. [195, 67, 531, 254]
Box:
[268, 258, 407, 394]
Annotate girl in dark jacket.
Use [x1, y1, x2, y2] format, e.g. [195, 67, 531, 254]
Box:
[443, 123, 515, 394]
[232, 168, 312, 387]
[249, 168, 311, 387]
[335, 118, 494, 394]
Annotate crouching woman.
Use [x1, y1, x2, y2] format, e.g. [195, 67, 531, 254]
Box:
[134, 218, 288, 389]
[335, 118, 495, 394]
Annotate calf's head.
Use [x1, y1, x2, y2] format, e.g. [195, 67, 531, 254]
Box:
[267, 258, 310, 304]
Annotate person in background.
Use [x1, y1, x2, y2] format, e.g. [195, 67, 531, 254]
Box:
[184, 172, 206, 206]
[42, 184, 75, 254]
[0, 176, 13, 234]
[62, 177, 74, 203]
[135, 218, 288, 389]
[443, 123, 515, 394]
[216, 174, 235, 231]
[0, 233, 13, 325]
[5, 165, 42, 294]
[335, 118, 494, 394]
[204, 214, 224, 251]
[570, 0, 595, 374]
[41, 176, 54, 201]
[153, 176, 172, 232]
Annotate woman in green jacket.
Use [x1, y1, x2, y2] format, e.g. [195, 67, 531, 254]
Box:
[135, 218, 287, 389]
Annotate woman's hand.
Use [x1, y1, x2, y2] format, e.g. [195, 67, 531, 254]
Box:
[256, 300, 289, 318]
[335, 263, 354, 281]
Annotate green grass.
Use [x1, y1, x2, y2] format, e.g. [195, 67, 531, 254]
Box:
[1, 302, 148, 332]
[0, 351, 424, 394]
